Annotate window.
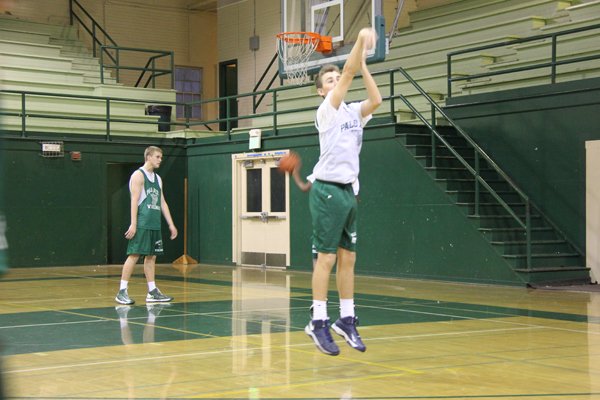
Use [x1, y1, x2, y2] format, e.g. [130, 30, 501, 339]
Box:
[246, 169, 262, 213]
[175, 66, 202, 119]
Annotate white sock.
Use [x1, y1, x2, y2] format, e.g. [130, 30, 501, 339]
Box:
[340, 298, 355, 318]
[312, 300, 328, 321]
[148, 281, 157, 292]
[120, 280, 128, 290]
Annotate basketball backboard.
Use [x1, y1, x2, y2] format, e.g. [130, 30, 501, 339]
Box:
[280, 0, 386, 80]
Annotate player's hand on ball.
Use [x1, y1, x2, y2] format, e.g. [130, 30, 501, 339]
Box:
[359, 28, 377, 54]
[278, 151, 301, 173]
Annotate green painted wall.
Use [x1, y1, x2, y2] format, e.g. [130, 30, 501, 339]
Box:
[1, 136, 186, 267]
[445, 77, 600, 254]
[186, 126, 522, 285]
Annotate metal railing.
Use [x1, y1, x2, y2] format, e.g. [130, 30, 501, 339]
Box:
[3, 65, 578, 268]
[100, 45, 174, 89]
[447, 23, 600, 98]
[69, 0, 118, 63]
[387, 67, 534, 268]
[252, 53, 280, 113]
[69, 0, 174, 89]
[0, 90, 212, 140]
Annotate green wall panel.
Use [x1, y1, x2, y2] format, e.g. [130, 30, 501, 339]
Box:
[445, 77, 600, 254]
[1, 137, 185, 267]
[187, 125, 522, 285]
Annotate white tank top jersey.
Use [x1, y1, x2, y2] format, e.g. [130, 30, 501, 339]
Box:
[129, 168, 163, 206]
[311, 91, 372, 186]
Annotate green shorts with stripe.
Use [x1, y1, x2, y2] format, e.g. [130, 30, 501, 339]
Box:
[309, 179, 357, 254]
[127, 228, 164, 256]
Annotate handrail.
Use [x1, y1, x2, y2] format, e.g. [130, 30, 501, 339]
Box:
[390, 67, 533, 268]
[4, 65, 573, 269]
[100, 45, 174, 89]
[69, 0, 174, 89]
[447, 23, 600, 98]
[253, 52, 280, 113]
[69, 0, 118, 63]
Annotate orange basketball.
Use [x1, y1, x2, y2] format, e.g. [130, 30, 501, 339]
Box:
[278, 151, 301, 173]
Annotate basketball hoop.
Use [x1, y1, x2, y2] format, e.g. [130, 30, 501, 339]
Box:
[276, 32, 332, 85]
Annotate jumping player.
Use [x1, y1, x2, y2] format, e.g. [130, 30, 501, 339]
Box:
[304, 27, 382, 356]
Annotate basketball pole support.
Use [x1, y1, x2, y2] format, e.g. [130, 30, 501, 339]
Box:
[173, 178, 198, 265]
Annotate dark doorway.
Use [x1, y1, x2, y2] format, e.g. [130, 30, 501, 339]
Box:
[107, 163, 138, 264]
[219, 59, 238, 131]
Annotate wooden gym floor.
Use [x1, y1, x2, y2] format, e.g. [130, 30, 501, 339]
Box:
[0, 264, 599, 399]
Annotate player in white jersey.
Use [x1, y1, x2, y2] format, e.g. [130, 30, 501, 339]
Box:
[304, 28, 382, 356]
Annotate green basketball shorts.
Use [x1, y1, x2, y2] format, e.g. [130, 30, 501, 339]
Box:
[309, 179, 357, 254]
[127, 228, 164, 256]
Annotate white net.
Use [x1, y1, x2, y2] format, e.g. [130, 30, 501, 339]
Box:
[276, 32, 320, 85]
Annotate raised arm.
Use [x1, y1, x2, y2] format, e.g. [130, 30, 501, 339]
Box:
[329, 28, 377, 109]
[360, 59, 382, 118]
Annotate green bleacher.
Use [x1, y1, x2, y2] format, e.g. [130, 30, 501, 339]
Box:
[249, 0, 598, 131]
[0, 14, 176, 137]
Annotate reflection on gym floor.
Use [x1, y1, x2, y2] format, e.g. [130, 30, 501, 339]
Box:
[1, 264, 600, 399]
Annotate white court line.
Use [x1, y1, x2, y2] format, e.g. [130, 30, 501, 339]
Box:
[358, 303, 600, 335]
[4, 325, 538, 375]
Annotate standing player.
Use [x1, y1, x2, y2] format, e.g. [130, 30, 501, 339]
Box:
[115, 146, 178, 305]
[304, 27, 382, 356]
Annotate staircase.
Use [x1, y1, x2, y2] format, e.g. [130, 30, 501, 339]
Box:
[395, 122, 589, 285]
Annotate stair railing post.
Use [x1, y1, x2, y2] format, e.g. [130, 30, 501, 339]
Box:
[551, 34, 557, 84]
[151, 58, 156, 88]
[389, 70, 395, 120]
[92, 22, 97, 57]
[116, 48, 120, 84]
[431, 103, 436, 126]
[185, 103, 190, 129]
[21, 92, 26, 138]
[430, 129, 436, 169]
[106, 98, 111, 142]
[170, 51, 175, 89]
[526, 200, 532, 270]
[447, 53, 452, 99]
[226, 97, 231, 140]
[273, 92, 278, 136]
[474, 150, 480, 216]
[100, 46, 104, 84]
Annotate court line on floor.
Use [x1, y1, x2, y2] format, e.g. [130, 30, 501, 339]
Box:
[3, 324, 540, 375]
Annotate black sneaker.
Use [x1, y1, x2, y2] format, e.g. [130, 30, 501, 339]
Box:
[332, 316, 366, 352]
[305, 319, 340, 356]
[115, 289, 135, 305]
[146, 288, 173, 303]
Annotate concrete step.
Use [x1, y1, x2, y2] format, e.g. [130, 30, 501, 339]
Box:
[0, 92, 148, 116]
[1, 114, 162, 136]
[409, 0, 574, 28]
[0, 64, 85, 84]
[0, 15, 78, 40]
[539, 15, 600, 33]
[0, 38, 63, 58]
[0, 77, 97, 95]
[564, 0, 600, 22]
[0, 27, 50, 44]
[395, 16, 547, 49]
[0, 51, 74, 70]
[459, 58, 600, 94]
